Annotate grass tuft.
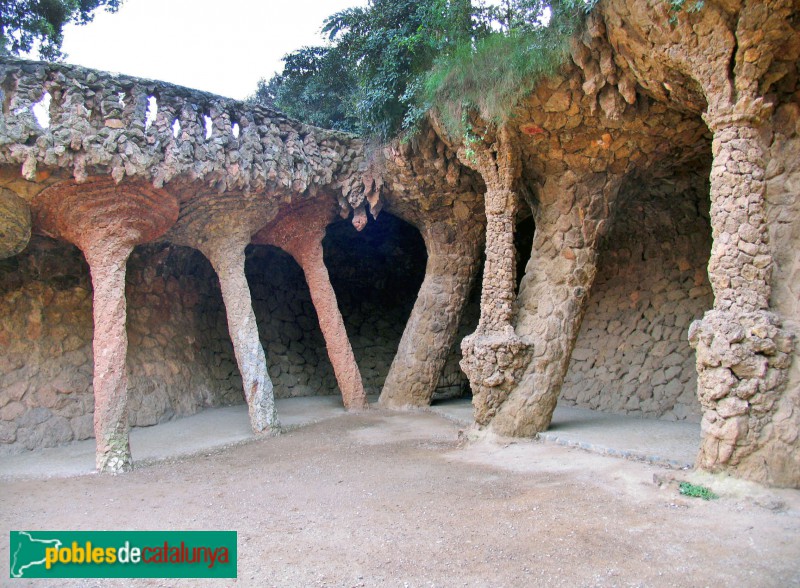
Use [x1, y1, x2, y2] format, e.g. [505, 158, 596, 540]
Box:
[419, 0, 597, 140]
[679, 482, 719, 501]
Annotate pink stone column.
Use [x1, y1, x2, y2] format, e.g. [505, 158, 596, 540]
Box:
[31, 178, 178, 473]
[84, 243, 135, 472]
[167, 192, 280, 435]
[201, 238, 279, 433]
[294, 240, 368, 411]
[255, 204, 367, 411]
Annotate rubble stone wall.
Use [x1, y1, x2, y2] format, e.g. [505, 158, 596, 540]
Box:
[561, 172, 713, 421]
[247, 245, 338, 399]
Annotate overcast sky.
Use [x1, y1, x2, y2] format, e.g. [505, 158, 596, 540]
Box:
[60, 0, 369, 100]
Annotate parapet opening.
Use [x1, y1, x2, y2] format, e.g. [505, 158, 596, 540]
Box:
[324, 212, 427, 396]
[32, 91, 51, 129]
[145, 96, 158, 130]
[232, 122, 240, 138]
[172, 119, 181, 139]
[203, 115, 213, 139]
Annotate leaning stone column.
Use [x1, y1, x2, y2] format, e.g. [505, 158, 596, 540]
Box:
[31, 178, 178, 472]
[460, 188, 533, 426]
[200, 236, 279, 432]
[84, 242, 135, 472]
[169, 194, 280, 434]
[492, 172, 617, 436]
[689, 101, 794, 475]
[254, 203, 367, 411]
[380, 221, 482, 408]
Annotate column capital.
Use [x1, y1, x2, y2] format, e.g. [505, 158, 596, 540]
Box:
[703, 96, 773, 133]
[484, 189, 518, 216]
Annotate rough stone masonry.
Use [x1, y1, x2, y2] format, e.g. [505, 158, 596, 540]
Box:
[0, 0, 798, 488]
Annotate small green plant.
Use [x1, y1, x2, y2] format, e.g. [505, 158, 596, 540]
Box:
[424, 27, 568, 139]
[667, 0, 705, 11]
[461, 112, 484, 163]
[666, 0, 706, 24]
[679, 482, 719, 501]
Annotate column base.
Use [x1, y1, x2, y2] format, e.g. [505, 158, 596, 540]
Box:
[460, 329, 534, 426]
[689, 309, 794, 472]
[96, 436, 133, 474]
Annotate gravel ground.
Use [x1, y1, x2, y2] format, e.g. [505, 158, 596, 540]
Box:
[2, 409, 799, 587]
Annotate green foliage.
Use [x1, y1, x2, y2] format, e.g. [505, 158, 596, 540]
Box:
[249, 46, 359, 133]
[321, 0, 476, 140]
[665, 0, 705, 12]
[251, 0, 597, 141]
[423, 0, 597, 139]
[251, 0, 473, 138]
[0, 0, 123, 61]
[679, 482, 719, 501]
[665, 0, 705, 24]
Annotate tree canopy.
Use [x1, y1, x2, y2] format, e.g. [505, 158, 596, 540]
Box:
[250, 0, 596, 141]
[0, 0, 122, 61]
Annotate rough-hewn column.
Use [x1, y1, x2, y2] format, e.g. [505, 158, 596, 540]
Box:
[201, 237, 279, 432]
[254, 203, 367, 411]
[452, 128, 534, 428]
[31, 178, 178, 472]
[380, 221, 482, 408]
[460, 189, 533, 425]
[0, 188, 31, 259]
[493, 172, 619, 436]
[689, 102, 794, 475]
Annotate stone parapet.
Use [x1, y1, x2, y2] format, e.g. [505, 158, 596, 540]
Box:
[0, 57, 368, 210]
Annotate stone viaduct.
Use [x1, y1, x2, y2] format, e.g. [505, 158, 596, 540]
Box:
[0, 0, 798, 487]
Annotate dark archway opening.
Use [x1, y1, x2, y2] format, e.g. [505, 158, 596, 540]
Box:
[324, 212, 427, 395]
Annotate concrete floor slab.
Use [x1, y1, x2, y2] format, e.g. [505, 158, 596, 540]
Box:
[1, 396, 700, 480]
[0, 396, 352, 480]
[431, 398, 700, 468]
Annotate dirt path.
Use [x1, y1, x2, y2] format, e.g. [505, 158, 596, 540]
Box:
[2, 410, 799, 587]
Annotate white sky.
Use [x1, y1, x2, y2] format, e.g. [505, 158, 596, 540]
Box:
[60, 0, 369, 100]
